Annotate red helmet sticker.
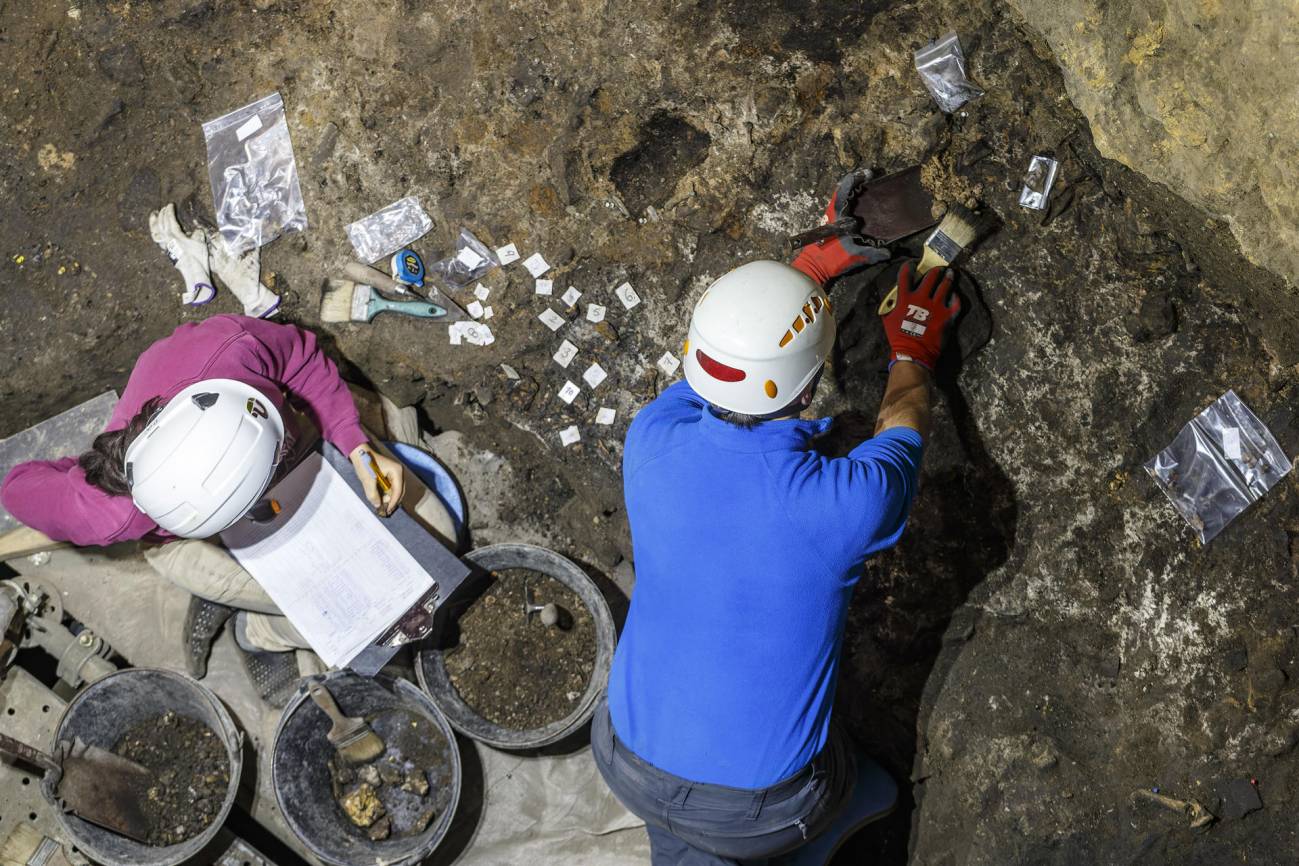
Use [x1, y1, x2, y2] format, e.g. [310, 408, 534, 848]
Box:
[696, 349, 747, 382]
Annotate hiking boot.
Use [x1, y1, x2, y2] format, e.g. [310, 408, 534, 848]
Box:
[236, 645, 302, 709]
[183, 596, 235, 679]
[232, 612, 306, 708]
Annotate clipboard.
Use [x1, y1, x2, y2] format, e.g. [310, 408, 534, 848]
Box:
[223, 443, 471, 676]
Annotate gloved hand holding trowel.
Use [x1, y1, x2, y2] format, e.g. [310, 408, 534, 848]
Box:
[149, 203, 281, 318]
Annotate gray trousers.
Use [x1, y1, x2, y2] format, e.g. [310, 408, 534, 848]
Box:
[592, 698, 855, 865]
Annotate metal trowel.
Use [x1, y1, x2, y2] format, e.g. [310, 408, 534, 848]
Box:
[0, 732, 153, 842]
[788, 165, 940, 250]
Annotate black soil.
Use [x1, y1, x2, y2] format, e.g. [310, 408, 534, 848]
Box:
[445, 569, 596, 730]
[326, 709, 455, 842]
[112, 711, 230, 847]
[610, 112, 712, 215]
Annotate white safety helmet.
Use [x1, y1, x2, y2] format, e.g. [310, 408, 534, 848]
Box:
[683, 261, 835, 416]
[124, 379, 285, 538]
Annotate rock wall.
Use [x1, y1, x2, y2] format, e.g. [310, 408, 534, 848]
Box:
[1003, 0, 1299, 288]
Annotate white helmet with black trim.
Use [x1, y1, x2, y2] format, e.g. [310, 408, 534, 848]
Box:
[683, 261, 835, 416]
[124, 378, 285, 538]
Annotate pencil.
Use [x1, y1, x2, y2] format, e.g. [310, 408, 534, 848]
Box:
[365, 451, 392, 496]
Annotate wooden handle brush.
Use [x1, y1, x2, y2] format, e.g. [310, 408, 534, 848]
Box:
[320, 280, 447, 324]
[878, 204, 991, 314]
[308, 682, 386, 764]
[342, 261, 472, 321]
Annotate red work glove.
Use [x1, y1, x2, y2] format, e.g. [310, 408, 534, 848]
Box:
[881, 262, 961, 369]
[791, 171, 892, 286]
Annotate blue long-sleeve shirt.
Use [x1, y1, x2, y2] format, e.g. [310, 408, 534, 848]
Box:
[607, 381, 923, 788]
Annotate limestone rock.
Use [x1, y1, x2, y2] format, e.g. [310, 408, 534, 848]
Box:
[1004, 0, 1299, 287]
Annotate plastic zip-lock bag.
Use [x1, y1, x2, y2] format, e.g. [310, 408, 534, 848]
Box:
[1145, 390, 1292, 543]
[430, 228, 499, 288]
[202, 92, 307, 255]
[914, 32, 984, 114]
[346, 196, 434, 264]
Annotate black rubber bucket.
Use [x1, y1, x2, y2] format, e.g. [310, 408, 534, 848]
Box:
[40, 668, 243, 866]
[271, 671, 461, 866]
[415, 543, 616, 750]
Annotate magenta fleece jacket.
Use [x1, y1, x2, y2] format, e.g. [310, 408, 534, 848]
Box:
[1, 315, 368, 546]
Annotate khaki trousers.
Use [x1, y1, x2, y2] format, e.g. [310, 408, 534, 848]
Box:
[143, 538, 311, 651]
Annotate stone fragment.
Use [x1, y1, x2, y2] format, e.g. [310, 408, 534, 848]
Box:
[403, 770, 430, 796]
[367, 815, 392, 841]
[1030, 739, 1059, 771]
[377, 758, 405, 785]
[340, 784, 384, 828]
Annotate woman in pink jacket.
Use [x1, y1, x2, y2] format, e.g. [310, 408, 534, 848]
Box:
[1, 314, 408, 705]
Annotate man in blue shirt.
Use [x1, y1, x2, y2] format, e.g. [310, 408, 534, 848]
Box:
[592, 177, 961, 864]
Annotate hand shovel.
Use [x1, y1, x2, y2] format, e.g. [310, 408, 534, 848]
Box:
[308, 682, 386, 764]
[788, 165, 940, 249]
[0, 732, 153, 842]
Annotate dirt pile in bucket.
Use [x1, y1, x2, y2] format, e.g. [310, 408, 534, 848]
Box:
[111, 711, 230, 846]
[327, 709, 454, 842]
[445, 569, 596, 730]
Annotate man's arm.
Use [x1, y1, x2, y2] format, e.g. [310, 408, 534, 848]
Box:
[875, 361, 931, 442]
[874, 261, 960, 444]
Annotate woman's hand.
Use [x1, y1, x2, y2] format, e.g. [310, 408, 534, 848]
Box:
[348, 444, 405, 517]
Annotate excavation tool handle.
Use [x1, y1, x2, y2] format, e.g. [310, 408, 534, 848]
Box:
[0, 731, 59, 773]
[344, 261, 409, 294]
[343, 261, 471, 321]
[787, 215, 858, 251]
[375, 297, 448, 319]
[308, 682, 363, 740]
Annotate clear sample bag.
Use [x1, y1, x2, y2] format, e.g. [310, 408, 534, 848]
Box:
[1145, 390, 1292, 543]
[430, 228, 499, 288]
[914, 32, 984, 114]
[345, 196, 434, 264]
[202, 92, 307, 255]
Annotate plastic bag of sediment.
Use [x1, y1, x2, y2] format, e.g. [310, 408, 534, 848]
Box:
[1145, 390, 1292, 543]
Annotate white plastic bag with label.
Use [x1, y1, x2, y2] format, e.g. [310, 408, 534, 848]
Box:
[1145, 390, 1291, 543]
[202, 92, 307, 255]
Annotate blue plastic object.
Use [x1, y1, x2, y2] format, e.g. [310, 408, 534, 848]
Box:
[384, 441, 467, 549]
[771, 753, 897, 866]
[390, 247, 426, 288]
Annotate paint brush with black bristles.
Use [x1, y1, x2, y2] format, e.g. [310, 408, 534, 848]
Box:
[878, 203, 994, 314]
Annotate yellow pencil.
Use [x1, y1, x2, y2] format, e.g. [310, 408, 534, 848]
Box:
[365, 451, 392, 496]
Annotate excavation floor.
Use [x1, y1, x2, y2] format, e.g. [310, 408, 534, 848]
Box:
[4, 1, 1299, 863]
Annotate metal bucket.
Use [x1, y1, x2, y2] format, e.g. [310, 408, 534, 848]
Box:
[272, 672, 461, 866]
[415, 543, 616, 750]
[40, 668, 243, 866]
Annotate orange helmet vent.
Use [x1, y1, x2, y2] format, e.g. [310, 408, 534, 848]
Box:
[778, 292, 830, 349]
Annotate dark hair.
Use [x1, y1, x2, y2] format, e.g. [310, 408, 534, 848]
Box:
[711, 408, 762, 429]
[78, 397, 163, 496]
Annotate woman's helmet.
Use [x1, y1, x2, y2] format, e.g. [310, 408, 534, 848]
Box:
[683, 261, 835, 416]
[124, 379, 285, 538]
